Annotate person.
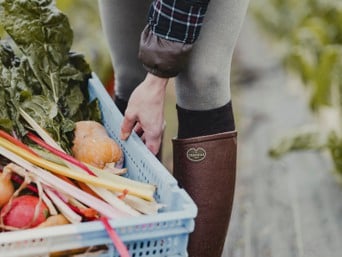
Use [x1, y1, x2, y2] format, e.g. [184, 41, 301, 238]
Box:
[98, 0, 249, 256]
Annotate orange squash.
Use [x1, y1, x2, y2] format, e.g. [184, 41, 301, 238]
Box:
[72, 121, 123, 169]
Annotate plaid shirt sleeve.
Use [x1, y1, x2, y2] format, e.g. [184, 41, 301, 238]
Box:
[148, 0, 210, 44]
[138, 0, 211, 77]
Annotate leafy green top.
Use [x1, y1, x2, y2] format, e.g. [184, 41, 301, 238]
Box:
[0, 0, 101, 153]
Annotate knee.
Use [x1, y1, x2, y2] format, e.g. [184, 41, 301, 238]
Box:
[176, 66, 231, 110]
[182, 67, 226, 89]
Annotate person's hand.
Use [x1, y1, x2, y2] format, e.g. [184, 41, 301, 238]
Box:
[120, 73, 169, 155]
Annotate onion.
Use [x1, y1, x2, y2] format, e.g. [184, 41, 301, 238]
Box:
[0, 168, 15, 208]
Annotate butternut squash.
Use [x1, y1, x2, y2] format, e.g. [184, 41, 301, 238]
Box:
[72, 121, 123, 169]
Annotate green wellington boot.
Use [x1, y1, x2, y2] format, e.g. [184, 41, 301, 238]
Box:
[173, 131, 237, 257]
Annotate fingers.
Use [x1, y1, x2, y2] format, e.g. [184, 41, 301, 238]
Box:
[134, 122, 144, 137]
[121, 119, 162, 155]
[144, 133, 161, 155]
[120, 113, 136, 140]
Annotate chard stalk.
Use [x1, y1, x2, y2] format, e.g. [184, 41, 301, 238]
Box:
[44, 187, 82, 224]
[0, 137, 154, 201]
[20, 109, 156, 200]
[0, 145, 129, 219]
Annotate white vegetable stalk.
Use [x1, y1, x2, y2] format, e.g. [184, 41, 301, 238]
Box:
[48, 156, 143, 216]
[41, 191, 58, 216]
[44, 187, 82, 224]
[68, 197, 88, 210]
[20, 109, 156, 201]
[119, 194, 165, 215]
[55, 159, 142, 217]
[0, 146, 129, 219]
[89, 186, 142, 217]
[20, 108, 59, 148]
[89, 165, 156, 195]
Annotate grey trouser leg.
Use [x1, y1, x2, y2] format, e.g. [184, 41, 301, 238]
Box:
[175, 0, 250, 110]
[98, 0, 249, 109]
[98, 0, 151, 101]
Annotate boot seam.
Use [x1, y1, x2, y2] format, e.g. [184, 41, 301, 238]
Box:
[172, 130, 237, 144]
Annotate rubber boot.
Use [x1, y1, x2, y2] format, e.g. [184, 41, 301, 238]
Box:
[173, 131, 237, 257]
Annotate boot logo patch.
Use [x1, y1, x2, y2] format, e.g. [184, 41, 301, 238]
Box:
[186, 147, 206, 162]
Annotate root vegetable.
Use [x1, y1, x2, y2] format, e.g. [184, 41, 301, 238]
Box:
[120, 194, 165, 215]
[1, 195, 49, 229]
[0, 168, 15, 208]
[72, 121, 123, 169]
[0, 144, 130, 218]
[37, 214, 69, 228]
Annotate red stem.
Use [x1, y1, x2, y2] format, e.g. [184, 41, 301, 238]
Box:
[26, 133, 129, 254]
[10, 173, 38, 193]
[26, 132, 96, 176]
[0, 130, 39, 156]
[100, 216, 130, 257]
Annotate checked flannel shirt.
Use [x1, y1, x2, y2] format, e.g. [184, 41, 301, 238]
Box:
[148, 0, 210, 44]
[139, 0, 210, 78]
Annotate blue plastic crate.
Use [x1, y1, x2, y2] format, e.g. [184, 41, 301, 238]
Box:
[0, 73, 197, 257]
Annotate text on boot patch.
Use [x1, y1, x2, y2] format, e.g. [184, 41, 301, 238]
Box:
[186, 147, 206, 162]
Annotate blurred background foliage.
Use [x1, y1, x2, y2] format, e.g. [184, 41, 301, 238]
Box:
[252, 0, 342, 179]
[56, 0, 114, 90]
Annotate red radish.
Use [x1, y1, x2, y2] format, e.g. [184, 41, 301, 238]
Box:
[0, 169, 15, 208]
[1, 195, 49, 228]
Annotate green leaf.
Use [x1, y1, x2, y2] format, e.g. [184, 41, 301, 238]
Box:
[268, 126, 324, 158]
[0, 0, 73, 103]
[310, 45, 340, 111]
[0, 0, 101, 152]
[327, 131, 342, 176]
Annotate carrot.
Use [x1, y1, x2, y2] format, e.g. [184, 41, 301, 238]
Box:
[56, 174, 77, 186]
[75, 181, 101, 199]
[79, 208, 98, 220]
